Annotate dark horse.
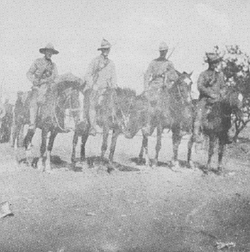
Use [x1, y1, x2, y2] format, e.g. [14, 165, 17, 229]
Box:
[187, 87, 243, 174]
[123, 72, 193, 167]
[71, 87, 136, 164]
[20, 77, 82, 172]
[12, 91, 31, 148]
[0, 101, 13, 143]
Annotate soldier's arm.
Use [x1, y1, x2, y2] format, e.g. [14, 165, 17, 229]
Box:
[219, 72, 228, 97]
[45, 63, 58, 83]
[166, 61, 178, 82]
[110, 62, 118, 88]
[197, 73, 214, 97]
[26, 60, 38, 85]
[144, 61, 153, 90]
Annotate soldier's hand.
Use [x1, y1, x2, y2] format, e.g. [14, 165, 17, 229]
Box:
[210, 93, 219, 99]
[33, 80, 39, 86]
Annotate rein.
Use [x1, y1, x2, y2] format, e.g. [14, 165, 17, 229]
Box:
[53, 90, 80, 132]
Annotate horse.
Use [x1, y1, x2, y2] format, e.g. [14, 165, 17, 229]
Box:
[12, 91, 31, 148]
[123, 72, 193, 168]
[0, 101, 13, 143]
[71, 87, 136, 165]
[187, 86, 243, 174]
[20, 75, 83, 172]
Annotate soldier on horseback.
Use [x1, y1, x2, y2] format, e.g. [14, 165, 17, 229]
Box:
[193, 52, 232, 144]
[142, 42, 179, 135]
[84, 39, 117, 136]
[26, 43, 59, 131]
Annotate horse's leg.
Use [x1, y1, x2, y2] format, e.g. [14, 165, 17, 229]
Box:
[71, 131, 79, 163]
[81, 132, 89, 162]
[138, 133, 147, 164]
[142, 133, 151, 167]
[152, 125, 163, 167]
[207, 135, 216, 171]
[45, 130, 58, 172]
[187, 135, 195, 168]
[101, 127, 109, 160]
[171, 124, 182, 168]
[217, 137, 225, 174]
[11, 123, 19, 148]
[23, 128, 35, 165]
[37, 128, 48, 171]
[109, 128, 120, 162]
[18, 124, 25, 147]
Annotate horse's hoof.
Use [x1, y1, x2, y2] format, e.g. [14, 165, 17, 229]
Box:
[37, 161, 44, 172]
[151, 159, 158, 168]
[137, 158, 144, 165]
[215, 167, 223, 175]
[37, 166, 44, 172]
[171, 160, 180, 169]
[188, 161, 195, 169]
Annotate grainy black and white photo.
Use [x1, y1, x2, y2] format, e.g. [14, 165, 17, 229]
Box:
[0, 0, 250, 251]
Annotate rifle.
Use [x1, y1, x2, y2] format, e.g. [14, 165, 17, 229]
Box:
[166, 47, 175, 60]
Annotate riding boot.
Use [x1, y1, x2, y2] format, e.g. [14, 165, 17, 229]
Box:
[142, 119, 151, 136]
[29, 105, 38, 131]
[193, 108, 203, 143]
[23, 128, 35, 148]
[142, 103, 153, 136]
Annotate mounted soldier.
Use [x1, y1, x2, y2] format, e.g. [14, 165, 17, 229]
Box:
[193, 52, 232, 144]
[84, 39, 117, 136]
[26, 43, 59, 132]
[142, 42, 179, 135]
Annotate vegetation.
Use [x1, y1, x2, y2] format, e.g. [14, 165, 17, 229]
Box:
[215, 45, 250, 140]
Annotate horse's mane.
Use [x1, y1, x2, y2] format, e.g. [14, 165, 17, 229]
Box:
[115, 87, 136, 98]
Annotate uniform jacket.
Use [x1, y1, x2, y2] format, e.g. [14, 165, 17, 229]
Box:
[27, 57, 58, 86]
[84, 54, 117, 90]
[144, 58, 178, 90]
[197, 69, 227, 100]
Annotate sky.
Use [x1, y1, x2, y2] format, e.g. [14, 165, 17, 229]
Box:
[1, 0, 250, 102]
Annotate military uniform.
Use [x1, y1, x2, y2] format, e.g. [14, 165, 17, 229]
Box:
[193, 52, 230, 142]
[85, 39, 117, 135]
[144, 58, 178, 93]
[27, 43, 59, 129]
[142, 42, 178, 135]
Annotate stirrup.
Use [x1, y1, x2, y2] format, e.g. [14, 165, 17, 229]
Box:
[89, 127, 97, 136]
[193, 134, 203, 143]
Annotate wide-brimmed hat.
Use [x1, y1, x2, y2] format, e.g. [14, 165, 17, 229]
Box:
[205, 52, 223, 63]
[159, 42, 168, 51]
[97, 39, 111, 50]
[39, 43, 59, 55]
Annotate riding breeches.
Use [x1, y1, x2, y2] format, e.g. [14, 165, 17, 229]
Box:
[193, 98, 207, 135]
[89, 90, 99, 129]
[29, 84, 49, 129]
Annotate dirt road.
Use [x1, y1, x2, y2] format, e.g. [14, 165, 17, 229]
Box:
[0, 129, 250, 252]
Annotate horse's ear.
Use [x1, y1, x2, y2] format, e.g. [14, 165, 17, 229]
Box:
[188, 71, 193, 77]
[176, 70, 182, 76]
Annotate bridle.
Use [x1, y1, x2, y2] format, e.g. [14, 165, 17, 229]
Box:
[169, 75, 192, 108]
[53, 89, 80, 132]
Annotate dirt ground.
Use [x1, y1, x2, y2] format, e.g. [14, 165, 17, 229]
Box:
[0, 127, 250, 252]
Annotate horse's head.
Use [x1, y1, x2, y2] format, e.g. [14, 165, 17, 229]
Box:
[115, 87, 136, 115]
[123, 94, 148, 139]
[169, 71, 193, 105]
[222, 86, 243, 111]
[56, 87, 80, 114]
